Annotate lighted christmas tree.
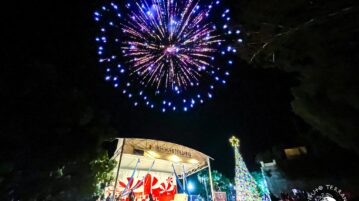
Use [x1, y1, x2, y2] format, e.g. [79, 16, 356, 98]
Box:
[229, 136, 261, 201]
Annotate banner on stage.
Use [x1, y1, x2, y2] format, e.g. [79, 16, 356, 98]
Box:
[174, 193, 188, 201]
[214, 192, 227, 201]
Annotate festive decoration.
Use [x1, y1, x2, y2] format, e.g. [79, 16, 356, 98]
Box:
[229, 136, 239, 147]
[229, 136, 261, 201]
[94, 0, 241, 112]
[105, 174, 176, 201]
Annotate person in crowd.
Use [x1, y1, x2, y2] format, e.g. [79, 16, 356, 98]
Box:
[149, 193, 154, 201]
[106, 193, 112, 201]
[115, 194, 121, 201]
[129, 190, 135, 201]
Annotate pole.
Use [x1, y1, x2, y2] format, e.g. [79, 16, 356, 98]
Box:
[207, 157, 215, 201]
[183, 172, 186, 193]
[183, 165, 187, 194]
[112, 138, 126, 201]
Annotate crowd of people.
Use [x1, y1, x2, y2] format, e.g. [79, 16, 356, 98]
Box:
[99, 191, 155, 201]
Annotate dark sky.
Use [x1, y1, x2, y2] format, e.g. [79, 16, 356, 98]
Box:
[4, 0, 301, 178]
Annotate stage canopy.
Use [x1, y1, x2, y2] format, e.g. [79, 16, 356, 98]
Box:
[113, 138, 213, 176]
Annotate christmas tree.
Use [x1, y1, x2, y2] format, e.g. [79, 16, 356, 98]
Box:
[229, 136, 261, 201]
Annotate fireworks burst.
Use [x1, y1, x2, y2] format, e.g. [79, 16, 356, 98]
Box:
[94, 0, 241, 112]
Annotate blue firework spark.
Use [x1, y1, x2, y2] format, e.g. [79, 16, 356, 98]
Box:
[94, 0, 241, 112]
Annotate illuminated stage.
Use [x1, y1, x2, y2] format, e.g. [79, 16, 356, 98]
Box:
[105, 138, 215, 201]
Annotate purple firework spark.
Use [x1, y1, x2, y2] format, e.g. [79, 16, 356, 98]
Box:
[94, 0, 241, 112]
[122, 0, 222, 90]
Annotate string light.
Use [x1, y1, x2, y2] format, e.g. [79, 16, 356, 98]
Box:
[229, 136, 261, 201]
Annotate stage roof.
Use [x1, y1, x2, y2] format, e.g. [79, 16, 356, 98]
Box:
[112, 138, 213, 176]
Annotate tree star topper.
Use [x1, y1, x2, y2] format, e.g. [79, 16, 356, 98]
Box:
[229, 136, 240, 147]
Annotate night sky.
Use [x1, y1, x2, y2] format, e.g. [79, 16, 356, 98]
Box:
[3, 0, 302, 178]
